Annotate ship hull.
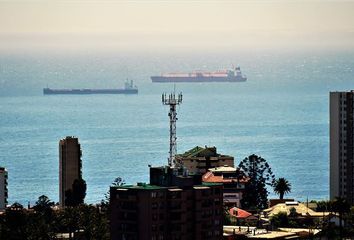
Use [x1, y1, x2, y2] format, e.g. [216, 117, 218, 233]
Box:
[151, 76, 247, 83]
[43, 88, 138, 95]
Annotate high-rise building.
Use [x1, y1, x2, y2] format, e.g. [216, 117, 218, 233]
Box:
[0, 167, 8, 210]
[330, 91, 354, 204]
[59, 136, 82, 207]
[110, 166, 223, 240]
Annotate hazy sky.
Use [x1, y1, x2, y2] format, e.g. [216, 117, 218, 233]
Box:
[1, 0, 354, 52]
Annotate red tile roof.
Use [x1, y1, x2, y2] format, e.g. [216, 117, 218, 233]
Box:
[229, 207, 253, 219]
[202, 172, 249, 183]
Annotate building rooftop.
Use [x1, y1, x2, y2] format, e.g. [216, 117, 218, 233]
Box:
[263, 202, 332, 218]
[201, 182, 223, 186]
[112, 181, 220, 191]
[176, 146, 232, 158]
[113, 183, 165, 190]
[229, 207, 254, 219]
[202, 170, 249, 183]
[223, 226, 321, 239]
[208, 165, 237, 172]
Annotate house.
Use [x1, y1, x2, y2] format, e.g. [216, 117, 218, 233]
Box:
[229, 207, 258, 225]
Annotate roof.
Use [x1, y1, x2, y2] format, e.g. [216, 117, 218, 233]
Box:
[181, 146, 203, 157]
[247, 231, 296, 239]
[224, 226, 321, 239]
[278, 228, 322, 236]
[201, 182, 223, 186]
[113, 183, 165, 190]
[177, 146, 217, 158]
[229, 207, 253, 219]
[263, 202, 332, 218]
[202, 171, 249, 183]
[177, 145, 233, 159]
[209, 165, 237, 172]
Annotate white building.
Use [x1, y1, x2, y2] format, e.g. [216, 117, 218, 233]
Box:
[330, 91, 354, 204]
[0, 167, 8, 210]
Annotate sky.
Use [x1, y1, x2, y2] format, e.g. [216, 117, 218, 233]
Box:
[1, 0, 354, 52]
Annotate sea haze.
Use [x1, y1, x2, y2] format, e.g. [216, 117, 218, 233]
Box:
[0, 50, 354, 205]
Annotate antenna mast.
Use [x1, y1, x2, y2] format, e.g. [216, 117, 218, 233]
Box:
[162, 91, 183, 168]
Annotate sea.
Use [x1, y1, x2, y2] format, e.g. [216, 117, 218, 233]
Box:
[0, 49, 353, 206]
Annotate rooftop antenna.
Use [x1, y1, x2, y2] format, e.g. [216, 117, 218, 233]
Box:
[162, 90, 183, 168]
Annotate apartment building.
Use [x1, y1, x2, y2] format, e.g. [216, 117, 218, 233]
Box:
[59, 136, 82, 207]
[176, 146, 234, 175]
[0, 167, 8, 210]
[330, 91, 354, 203]
[110, 166, 223, 240]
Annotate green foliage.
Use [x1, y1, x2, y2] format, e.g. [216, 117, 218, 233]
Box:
[0, 203, 27, 240]
[101, 177, 126, 215]
[314, 200, 333, 212]
[238, 154, 275, 210]
[313, 198, 354, 239]
[270, 212, 289, 228]
[273, 177, 291, 200]
[112, 177, 125, 186]
[65, 178, 87, 207]
[288, 207, 297, 218]
[0, 197, 109, 240]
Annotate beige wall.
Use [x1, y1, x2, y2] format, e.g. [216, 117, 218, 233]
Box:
[181, 157, 234, 175]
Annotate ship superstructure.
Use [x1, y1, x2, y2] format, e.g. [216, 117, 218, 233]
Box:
[151, 67, 247, 83]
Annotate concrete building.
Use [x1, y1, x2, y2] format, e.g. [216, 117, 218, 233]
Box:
[176, 146, 234, 175]
[110, 166, 223, 240]
[0, 167, 8, 210]
[202, 165, 248, 207]
[59, 136, 82, 207]
[330, 91, 354, 203]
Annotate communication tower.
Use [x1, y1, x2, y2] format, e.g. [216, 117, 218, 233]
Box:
[162, 92, 183, 168]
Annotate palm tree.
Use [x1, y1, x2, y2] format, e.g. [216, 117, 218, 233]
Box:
[273, 177, 291, 200]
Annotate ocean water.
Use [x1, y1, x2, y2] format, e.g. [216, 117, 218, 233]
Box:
[0, 50, 354, 205]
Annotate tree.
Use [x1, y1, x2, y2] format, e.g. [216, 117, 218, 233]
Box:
[270, 212, 289, 228]
[28, 195, 56, 239]
[33, 195, 54, 213]
[101, 177, 126, 214]
[273, 177, 291, 200]
[112, 177, 125, 186]
[238, 154, 275, 210]
[65, 178, 87, 207]
[78, 205, 109, 240]
[332, 197, 350, 239]
[2, 203, 27, 240]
